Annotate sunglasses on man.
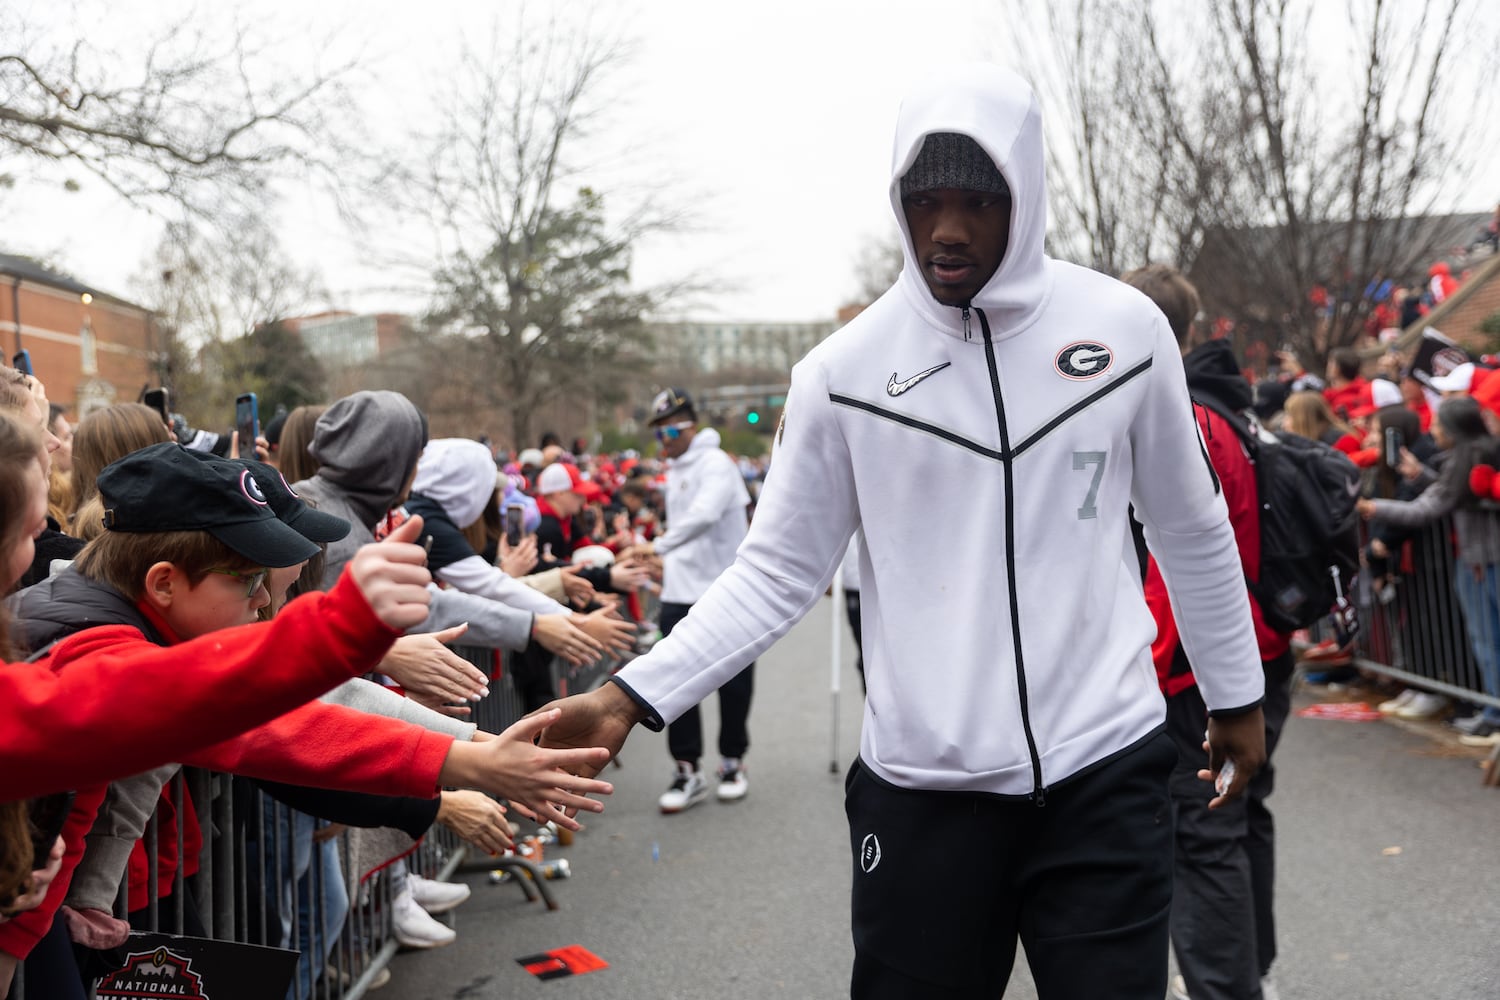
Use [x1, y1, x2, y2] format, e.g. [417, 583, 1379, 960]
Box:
[653, 420, 694, 443]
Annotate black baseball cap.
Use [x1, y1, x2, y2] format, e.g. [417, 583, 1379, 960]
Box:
[239, 459, 350, 544]
[97, 443, 321, 568]
[181, 452, 351, 544]
[649, 387, 695, 424]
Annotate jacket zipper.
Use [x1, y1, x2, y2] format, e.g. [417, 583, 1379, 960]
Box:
[974, 306, 1047, 807]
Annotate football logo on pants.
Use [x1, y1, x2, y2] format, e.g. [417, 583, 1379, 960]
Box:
[859, 833, 882, 873]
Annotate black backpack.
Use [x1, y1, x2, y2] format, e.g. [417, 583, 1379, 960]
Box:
[1194, 393, 1362, 634]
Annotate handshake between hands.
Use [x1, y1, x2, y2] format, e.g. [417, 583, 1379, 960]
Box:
[348, 516, 620, 832]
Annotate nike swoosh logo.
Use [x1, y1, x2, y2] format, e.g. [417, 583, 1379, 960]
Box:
[887, 362, 952, 397]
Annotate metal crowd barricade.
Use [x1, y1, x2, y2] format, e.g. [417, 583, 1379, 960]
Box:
[1331, 515, 1500, 714]
[13, 595, 659, 1000]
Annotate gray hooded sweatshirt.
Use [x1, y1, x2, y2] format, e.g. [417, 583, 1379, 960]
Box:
[294, 390, 534, 650]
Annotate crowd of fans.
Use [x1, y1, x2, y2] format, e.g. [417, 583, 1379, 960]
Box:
[2, 286, 1498, 997]
[1240, 332, 1500, 741]
[0, 368, 778, 998]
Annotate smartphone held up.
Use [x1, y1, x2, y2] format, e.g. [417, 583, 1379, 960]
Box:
[235, 392, 259, 455]
[143, 387, 171, 426]
[505, 503, 525, 548]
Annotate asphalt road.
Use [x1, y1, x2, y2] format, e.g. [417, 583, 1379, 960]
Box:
[386, 598, 1500, 999]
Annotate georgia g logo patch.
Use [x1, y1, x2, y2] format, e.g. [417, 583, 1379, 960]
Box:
[240, 470, 269, 506]
[1055, 341, 1114, 380]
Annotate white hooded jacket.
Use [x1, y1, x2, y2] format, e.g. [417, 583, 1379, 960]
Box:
[614, 65, 1263, 798]
[654, 428, 751, 604]
[410, 438, 568, 617]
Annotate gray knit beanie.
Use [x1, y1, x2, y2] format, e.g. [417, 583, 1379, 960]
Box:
[899, 132, 1009, 197]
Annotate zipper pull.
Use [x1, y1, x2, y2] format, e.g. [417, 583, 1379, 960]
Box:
[962, 306, 972, 341]
[1034, 785, 1047, 808]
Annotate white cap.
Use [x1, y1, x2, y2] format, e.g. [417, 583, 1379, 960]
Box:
[517, 448, 545, 467]
[571, 544, 615, 568]
[1430, 362, 1475, 393]
[536, 463, 573, 495]
[1370, 378, 1403, 409]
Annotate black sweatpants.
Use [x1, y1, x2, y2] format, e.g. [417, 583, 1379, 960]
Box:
[844, 730, 1177, 999]
[660, 601, 754, 766]
[1167, 650, 1295, 998]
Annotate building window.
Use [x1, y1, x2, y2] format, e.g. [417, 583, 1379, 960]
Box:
[80, 318, 98, 375]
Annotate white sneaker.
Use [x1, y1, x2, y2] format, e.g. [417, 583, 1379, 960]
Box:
[392, 888, 456, 949]
[409, 873, 471, 915]
[658, 761, 708, 813]
[1378, 689, 1417, 714]
[716, 759, 749, 802]
[1394, 691, 1450, 720]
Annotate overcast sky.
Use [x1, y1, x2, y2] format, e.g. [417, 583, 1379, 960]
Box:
[4, 0, 1497, 324]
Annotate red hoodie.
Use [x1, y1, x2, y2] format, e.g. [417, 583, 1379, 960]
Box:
[1144, 403, 1292, 698]
[0, 570, 453, 958]
[1324, 378, 1371, 421]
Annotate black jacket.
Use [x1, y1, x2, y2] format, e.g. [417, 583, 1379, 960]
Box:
[19, 518, 86, 591]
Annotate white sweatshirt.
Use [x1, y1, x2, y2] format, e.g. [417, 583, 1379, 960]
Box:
[837, 531, 863, 593]
[412, 438, 568, 618]
[655, 428, 751, 604]
[614, 64, 1263, 798]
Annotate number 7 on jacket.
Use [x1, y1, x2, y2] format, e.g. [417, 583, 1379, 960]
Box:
[1072, 451, 1107, 520]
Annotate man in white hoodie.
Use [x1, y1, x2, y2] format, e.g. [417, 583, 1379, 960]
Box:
[636, 387, 755, 811]
[539, 65, 1266, 998]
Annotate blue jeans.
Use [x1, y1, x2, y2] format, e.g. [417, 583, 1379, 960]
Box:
[258, 799, 349, 1000]
[1453, 563, 1500, 724]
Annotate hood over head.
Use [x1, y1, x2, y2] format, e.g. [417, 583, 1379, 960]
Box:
[889, 63, 1051, 340]
[307, 390, 427, 527]
[412, 438, 499, 529]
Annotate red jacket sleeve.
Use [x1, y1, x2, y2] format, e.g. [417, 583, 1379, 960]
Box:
[0, 570, 401, 800]
[1146, 406, 1291, 695]
[181, 700, 453, 799]
[0, 785, 106, 960]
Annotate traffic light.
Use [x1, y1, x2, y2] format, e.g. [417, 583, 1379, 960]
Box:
[746, 410, 761, 426]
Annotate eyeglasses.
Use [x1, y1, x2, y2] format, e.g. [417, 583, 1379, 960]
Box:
[653, 421, 695, 443]
[207, 567, 269, 599]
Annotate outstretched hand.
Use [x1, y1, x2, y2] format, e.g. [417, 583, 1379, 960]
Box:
[535, 683, 647, 781]
[440, 708, 615, 830]
[1199, 707, 1266, 808]
[380, 624, 489, 704]
[436, 790, 513, 856]
[571, 605, 636, 659]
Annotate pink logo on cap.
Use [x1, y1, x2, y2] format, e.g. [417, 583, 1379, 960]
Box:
[240, 470, 269, 506]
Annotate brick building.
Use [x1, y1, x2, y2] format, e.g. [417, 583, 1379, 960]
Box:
[1409, 247, 1500, 353]
[0, 254, 157, 415]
